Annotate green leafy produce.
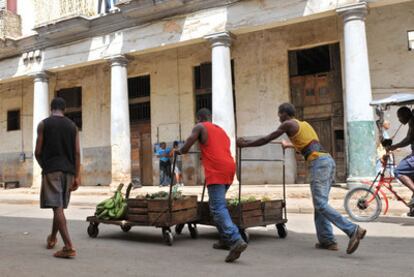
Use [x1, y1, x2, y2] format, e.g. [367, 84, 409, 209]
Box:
[227, 196, 258, 207]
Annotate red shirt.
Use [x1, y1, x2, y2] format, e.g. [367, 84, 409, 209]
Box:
[200, 122, 236, 185]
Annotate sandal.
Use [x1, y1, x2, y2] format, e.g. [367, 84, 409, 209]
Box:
[46, 235, 57, 249]
[53, 247, 76, 259]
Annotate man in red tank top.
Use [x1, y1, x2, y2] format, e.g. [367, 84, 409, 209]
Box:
[178, 108, 247, 263]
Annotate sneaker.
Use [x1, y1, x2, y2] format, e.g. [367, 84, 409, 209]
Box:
[315, 242, 338, 251]
[225, 240, 247, 263]
[346, 225, 367, 254]
[213, 240, 231, 250]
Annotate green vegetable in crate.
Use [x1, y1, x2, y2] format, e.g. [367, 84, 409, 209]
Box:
[95, 184, 127, 220]
[227, 196, 257, 206]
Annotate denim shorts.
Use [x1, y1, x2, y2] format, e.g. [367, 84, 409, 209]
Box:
[394, 154, 414, 179]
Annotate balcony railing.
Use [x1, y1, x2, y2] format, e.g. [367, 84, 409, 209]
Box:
[34, 0, 98, 26]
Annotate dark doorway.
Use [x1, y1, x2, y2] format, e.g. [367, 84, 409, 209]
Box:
[289, 43, 346, 183]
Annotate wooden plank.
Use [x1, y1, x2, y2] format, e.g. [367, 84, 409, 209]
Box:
[127, 199, 148, 208]
[127, 214, 149, 223]
[148, 208, 197, 226]
[148, 196, 197, 212]
[127, 207, 148, 214]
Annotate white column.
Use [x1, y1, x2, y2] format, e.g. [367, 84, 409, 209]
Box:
[109, 55, 131, 186]
[205, 31, 237, 158]
[338, 1, 376, 186]
[32, 72, 49, 188]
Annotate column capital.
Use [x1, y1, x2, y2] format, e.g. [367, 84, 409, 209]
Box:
[205, 31, 236, 48]
[337, 1, 368, 23]
[31, 71, 49, 82]
[107, 55, 129, 67]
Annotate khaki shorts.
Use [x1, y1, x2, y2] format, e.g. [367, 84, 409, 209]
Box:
[40, 171, 74, 209]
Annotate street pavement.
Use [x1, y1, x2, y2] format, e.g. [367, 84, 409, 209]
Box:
[0, 204, 413, 277]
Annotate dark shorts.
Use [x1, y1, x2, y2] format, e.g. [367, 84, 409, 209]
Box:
[40, 171, 74, 209]
[394, 154, 414, 180]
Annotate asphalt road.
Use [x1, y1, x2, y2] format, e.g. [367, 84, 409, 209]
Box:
[0, 204, 413, 277]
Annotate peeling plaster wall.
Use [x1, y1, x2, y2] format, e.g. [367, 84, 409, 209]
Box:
[0, 79, 34, 186]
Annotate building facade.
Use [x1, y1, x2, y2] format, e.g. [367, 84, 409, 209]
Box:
[0, 0, 413, 187]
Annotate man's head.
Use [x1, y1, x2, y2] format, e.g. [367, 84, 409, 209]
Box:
[160, 142, 166, 149]
[397, 107, 412, 125]
[278, 103, 296, 123]
[196, 108, 212, 123]
[51, 97, 66, 112]
[173, 141, 179, 148]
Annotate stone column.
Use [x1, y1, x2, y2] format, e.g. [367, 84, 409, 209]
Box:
[109, 55, 131, 186]
[338, 1, 376, 186]
[205, 31, 237, 158]
[32, 72, 49, 188]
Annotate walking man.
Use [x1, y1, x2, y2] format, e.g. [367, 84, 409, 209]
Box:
[35, 97, 80, 258]
[237, 103, 366, 254]
[171, 141, 184, 186]
[156, 142, 171, 186]
[178, 108, 247, 262]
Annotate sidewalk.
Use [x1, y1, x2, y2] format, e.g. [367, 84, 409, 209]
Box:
[0, 184, 412, 216]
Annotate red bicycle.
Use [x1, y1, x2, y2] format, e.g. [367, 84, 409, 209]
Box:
[344, 152, 414, 222]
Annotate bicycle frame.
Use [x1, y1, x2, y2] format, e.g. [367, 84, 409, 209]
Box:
[361, 153, 409, 215]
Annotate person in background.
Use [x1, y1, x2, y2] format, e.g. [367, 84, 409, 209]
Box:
[178, 108, 247, 263]
[376, 120, 394, 175]
[171, 141, 184, 187]
[35, 97, 80, 259]
[156, 142, 171, 187]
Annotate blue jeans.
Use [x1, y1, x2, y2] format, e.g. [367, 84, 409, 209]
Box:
[310, 155, 357, 244]
[159, 161, 171, 186]
[98, 0, 113, 13]
[208, 185, 241, 245]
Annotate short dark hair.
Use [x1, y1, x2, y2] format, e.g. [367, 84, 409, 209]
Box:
[397, 106, 412, 119]
[278, 103, 296, 117]
[197, 108, 212, 121]
[173, 141, 179, 147]
[51, 97, 66, 111]
[160, 142, 166, 146]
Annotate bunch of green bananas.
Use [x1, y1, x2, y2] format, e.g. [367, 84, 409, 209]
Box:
[95, 185, 127, 220]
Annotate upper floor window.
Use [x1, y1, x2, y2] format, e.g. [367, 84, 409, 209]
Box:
[129, 75, 151, 123]
[7, 109, 20, 131]
[194, 61, 235, 114]
[56, 87, 82, 129]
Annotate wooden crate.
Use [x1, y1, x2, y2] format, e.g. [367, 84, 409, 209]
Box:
[127, 198, 148, 208]
[148, 208, 198, 226]
[262, 200, 284, 222]
[147, 196, 197, 212]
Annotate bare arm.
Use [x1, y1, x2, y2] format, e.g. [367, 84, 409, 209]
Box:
[34, 122, 44, 168]
[237, 121, 291, 148]
[71, 129, 81, 191]
[179, 124, 204, 154]
[390, 126, 414, 150]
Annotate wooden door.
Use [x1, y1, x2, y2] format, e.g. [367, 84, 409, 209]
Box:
[140, 132, 153, 185]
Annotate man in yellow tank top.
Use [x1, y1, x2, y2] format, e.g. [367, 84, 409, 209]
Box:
[237, 103, 366, 255]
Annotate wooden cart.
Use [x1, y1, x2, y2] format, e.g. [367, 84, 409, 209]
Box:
[86, 155, 198, 246]
[177, 143, 288, 242]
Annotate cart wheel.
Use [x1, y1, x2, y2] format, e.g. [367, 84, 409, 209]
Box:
[175, 224, 185, 235]
[87, 223, 99, 238]
[239, 228, 250, 243]
[162, 229, 174, 246]
[121, 225, 131, 232]
[276, 223, 287, 238]
[188, 224, 198, 239]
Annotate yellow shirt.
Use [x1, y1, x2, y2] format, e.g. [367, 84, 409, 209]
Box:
[289, 119, 326, 161]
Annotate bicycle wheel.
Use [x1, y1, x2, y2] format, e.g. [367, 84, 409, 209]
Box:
[344, 186, 382, 222]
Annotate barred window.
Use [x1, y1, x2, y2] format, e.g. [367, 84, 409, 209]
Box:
[7, 110, 20, 131]
[56, 87, 82, 129]
[129, 75, 151, 123]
